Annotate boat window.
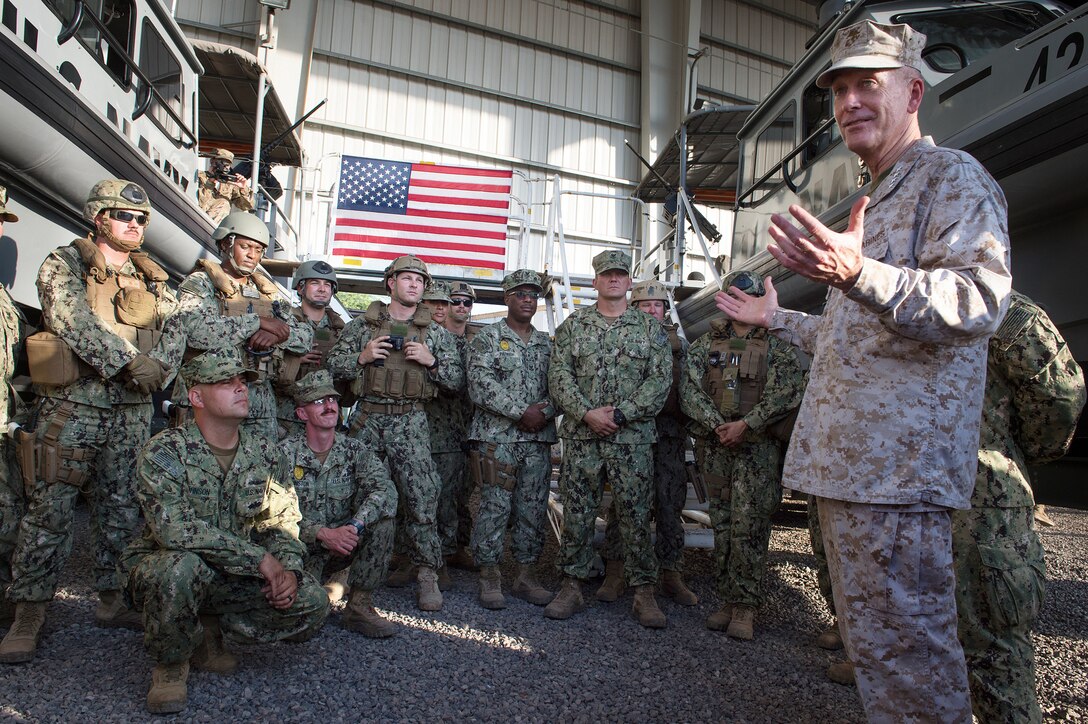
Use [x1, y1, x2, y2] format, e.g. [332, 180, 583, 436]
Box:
[47, 0, 135, 86]
[744, 102, 795, 204]
[895, 3, 1063, 73]
[139, 19, 185, 144]
[800, 84, 840, 167]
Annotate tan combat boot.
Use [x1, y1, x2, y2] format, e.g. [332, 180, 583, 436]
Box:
[660, 570, 698, 606]
[385, 555, 414, 588]
[705, 605, 731, 631]
[726, 605, 755, 640]
[342, 589, 396, 638]
[543, 577, 584, 620]
[416, 566, 443, 612]
[437, 565, 453, 592]
[815, 620, 843, 650]
[147, 661, 189, 714]
[827, 660, 856, 686]
[95, 590, 143, 630]
[631, 585, 667, 629]
[191, 615, 238, 674]
[511, 564, 553, 606]
[0, 602, 47, 663]
[594, 559, 626, 602]
[478, 566, 506, 610]
[445, 546, 478, 571]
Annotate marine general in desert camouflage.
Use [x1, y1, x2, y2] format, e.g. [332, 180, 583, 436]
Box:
[716, 20, 1012, 721]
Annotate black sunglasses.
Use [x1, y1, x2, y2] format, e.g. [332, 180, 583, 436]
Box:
[450, 298, 473, 308]
[108, 209, 149, 226]
[506, 290, 540, 301]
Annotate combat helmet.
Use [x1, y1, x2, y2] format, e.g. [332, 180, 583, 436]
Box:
[630, 279, 670, 306]
[721, 270, 765, 297]
[383, 255, 431, 283]
[212, 211, 270, 248]
[83, 179, 151, 223]
[293, 259, 338, 291]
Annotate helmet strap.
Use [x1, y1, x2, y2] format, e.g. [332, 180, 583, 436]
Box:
[226, 235, 257, 276]
[96, 216, 143, 253]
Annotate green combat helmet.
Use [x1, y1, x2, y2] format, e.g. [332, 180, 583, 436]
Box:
[383, 255, 431, 284]
[630, 279, 670, 306]
[212, 211, 269, 247]
[448, 281, 477, 300]
[721, 270, 765, 297]
[423, 280, 453, 302]
[293, 259, 338, 291]
[83, 179, 151, 223]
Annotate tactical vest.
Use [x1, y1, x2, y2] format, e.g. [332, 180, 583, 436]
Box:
[353, 301, 435, 401]
[191, 259, 281, 373]
[703, 320, 769, 418]
[661, 325, 684, 417]
[278, 307, 346, 384]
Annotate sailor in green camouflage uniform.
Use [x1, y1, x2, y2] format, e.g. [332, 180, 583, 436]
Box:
[680, 271, 804, 640]
[153, 211, 310, 440]
[545, 250, 672, 628]
[0, 186, 26, 625]
[1, 180, 177, 664]
[953, 291, 1085, 723]
[275, 260, 348, 436]
[326, 255, 464, 611]
[282, 370, 398, 638]
[598, 280, 698, 606]
[122, 349, 327, 714]
[467, 270, 557, 610]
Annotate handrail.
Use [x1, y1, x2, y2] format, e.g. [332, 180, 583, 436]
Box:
[735, 115, 837, 208]
[56, 0, 197, 148]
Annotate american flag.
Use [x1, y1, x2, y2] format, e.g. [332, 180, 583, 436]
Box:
[329, 156, 512, 279]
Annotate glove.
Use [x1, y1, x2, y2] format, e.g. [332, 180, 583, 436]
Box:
[123, 354, 168, 395]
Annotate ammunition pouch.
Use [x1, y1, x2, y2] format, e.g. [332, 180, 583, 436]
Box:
[470, 442, 516, 492]
[114, 287, 159, 328]
[355, 302, 434, 401]
[703, 471, 729, 502]
[15, 403, 92, 491]
[26, 331, 94, 386]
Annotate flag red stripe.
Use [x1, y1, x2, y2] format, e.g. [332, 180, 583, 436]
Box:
[337, 218, 506, 240]
[338, 208, 506, 226]
[411, 163, 512, 178]
[410, 178, 512, 193]
[332, 247, 505, 270]
[407, 192, 509, 209]
[332, 234, 505, 256]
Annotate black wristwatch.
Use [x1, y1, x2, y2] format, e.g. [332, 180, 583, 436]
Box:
[427, 357, 440, 371]
[612, 408, 627, 426]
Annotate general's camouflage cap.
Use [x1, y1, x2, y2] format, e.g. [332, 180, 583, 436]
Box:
[592, 249, 631, 276]
[448, 281, 477, 300]
[0, 185, 18, 223]
[181, 348, 258, 386]
[84, 179, 151, 222]
[212, 148, 234, 162]
[630, 279, 669, 305]
[383, 255, 431, 283]
[502, 269, 544, 292]
[423, 280, 453, 302]
[722, 270, 765, 297]
[817, 20, 927, 88]
[293, 259, 338, 289]
[293, 369, 340, 406]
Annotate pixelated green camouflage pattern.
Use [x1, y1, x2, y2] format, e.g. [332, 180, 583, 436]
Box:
[470, 442, 552, 566]
[426, 332, 470, 454]
[196, 171, 254, 224]
[806, 496, 835, 616]
[952, 292, 1084, 724]
[0, 285, 26, 597]
[275, 308, 345, 431]
[591, 249, 630, 275]
[281, 432, 397, 591]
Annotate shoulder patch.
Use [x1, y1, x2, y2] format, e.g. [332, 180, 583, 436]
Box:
[147, 448, 184, 478]
[992, 299, 1038, 352]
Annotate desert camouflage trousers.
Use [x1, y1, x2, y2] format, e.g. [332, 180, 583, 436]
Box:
[698, 437, 781, 608]
[470, 441, 551, 567]
[128, 550, 328, 665]
[303, 517, 395, 592]
[556, 438, 657, 586]
[819, 497, 972, 723]
[348, 409, 442, 569]
[0, 437, 23, 600]
[952, 505, 1044, 724]
[807, 496, 836, 616]
[9, 397, 149, 600]
[601, 434, 688, 571]
[434, 450, 472, 556]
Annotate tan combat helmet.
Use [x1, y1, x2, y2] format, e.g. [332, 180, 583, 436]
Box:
[721, 270, 765, 297]
[630, 279, 670, 306]
[383, 255, 431, 284]
[448, 280, 477, 300]
[83, 179, 151, 223]
[293, 259, 338, 292]
[211, 148, 235, 162]
[0, 185, 18, 223]
[423, 280, 453, 302]
[212, 211, 270, 248]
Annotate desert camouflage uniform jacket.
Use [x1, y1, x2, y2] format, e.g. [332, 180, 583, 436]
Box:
[770, 138, 1012, 508]
[975, 291, 1086, 508]
[548, 305, 671, 443]
[125, 424, 305, 577]
[467, 318, 557, 444]
[279, 432, 397, 546]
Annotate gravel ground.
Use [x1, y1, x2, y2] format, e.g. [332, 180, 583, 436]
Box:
[1, 502, 1085, 722]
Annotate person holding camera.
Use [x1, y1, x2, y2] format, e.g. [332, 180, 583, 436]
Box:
[197, 148, 254, 224]
[680, 270, 804, 641]
[327, 255, 463, 612]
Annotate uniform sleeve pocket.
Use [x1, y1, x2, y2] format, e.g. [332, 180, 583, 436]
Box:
[977, 534, 1046, 628]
